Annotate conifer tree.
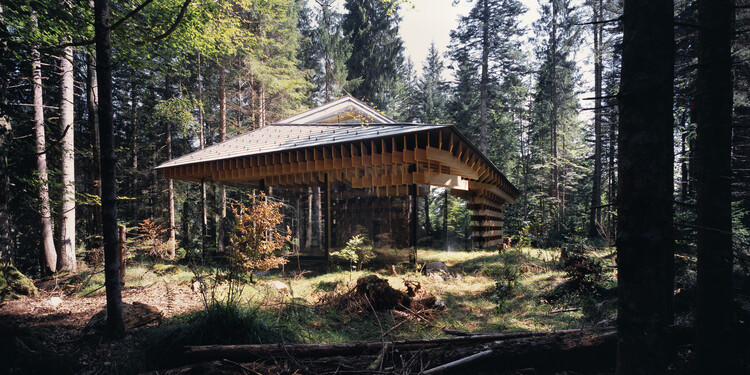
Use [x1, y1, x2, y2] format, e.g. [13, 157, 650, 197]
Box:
[342, 0, 404, 114]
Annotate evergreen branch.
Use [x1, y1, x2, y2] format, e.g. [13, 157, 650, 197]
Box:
[582, 95, 618, 101]
[110, 0, 158, 31]
[44, 0, 160, 49]
[575, 17, 621, 26]
[137, 0, 192, 45]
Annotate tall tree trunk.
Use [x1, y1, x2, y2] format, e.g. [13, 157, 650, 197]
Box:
[424, 186, 431, 238]
[130, 78, 138, 220]
[87, 49, 102, 250]
[164, 71, 176, 259]
[0, 107, 10, 264]
[305, 187, 313, 249]
[616, 0, 675, 372]
[551, 0, 560, 226]
[479, 0, 489, 154]
[314, 187, 321, 250]
[58, 43, 76, 272]
[198, 53, 208, 257]
[31, 15, 57, 273]
[218, 59, 227, 253]
[95, 0, 124, 338]
[695, 0, 735, 372]
[443, 189, 448, 250]
[588, 0, 603, 238]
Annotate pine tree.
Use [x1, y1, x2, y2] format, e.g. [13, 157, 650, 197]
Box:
[530, 0, 583, 234]
[449, 0, 526, 153]
[342, 0, 404, 114]
[414, 43, 448, 124]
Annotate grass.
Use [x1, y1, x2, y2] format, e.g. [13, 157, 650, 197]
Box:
[213, 246, 617, 342]
[65, 246, 616, 351]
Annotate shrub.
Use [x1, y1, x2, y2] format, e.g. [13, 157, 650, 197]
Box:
[132, 219, 173, 261]
[141, 302, 297, 369]
[229, 193, 291, 284]
[562, 247, 605, 293]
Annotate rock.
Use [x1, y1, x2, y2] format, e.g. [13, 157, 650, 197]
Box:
[0, 265, 39, 302]
[265, 280, 289, 294]
[423, 262, 449, 276]
[433, 299, 446, 310]
[84, 302, 163, 334]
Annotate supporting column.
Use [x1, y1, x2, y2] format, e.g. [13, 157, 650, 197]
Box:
[324, 173, 331, 265]
[409, 183, 418, 266]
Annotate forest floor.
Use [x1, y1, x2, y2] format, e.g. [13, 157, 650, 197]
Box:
[0, 247, 621, 374]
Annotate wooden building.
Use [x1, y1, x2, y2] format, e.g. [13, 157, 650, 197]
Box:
[156, 97, 519, 260]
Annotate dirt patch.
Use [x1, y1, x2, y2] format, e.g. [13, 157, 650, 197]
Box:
[0, 279, 204, 374]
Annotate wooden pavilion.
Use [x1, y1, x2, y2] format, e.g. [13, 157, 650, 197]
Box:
[155, 96, 519, 262]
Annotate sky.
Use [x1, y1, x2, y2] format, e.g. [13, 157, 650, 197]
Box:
[399, 0, 541, 76]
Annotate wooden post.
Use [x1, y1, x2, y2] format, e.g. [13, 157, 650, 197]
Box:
[324, 173, 331, 265]
[409, 183, 418, 266]
[118, 224, 126, 287]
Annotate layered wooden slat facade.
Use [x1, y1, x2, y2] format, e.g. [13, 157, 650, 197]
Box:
[160, 126, 518, 249]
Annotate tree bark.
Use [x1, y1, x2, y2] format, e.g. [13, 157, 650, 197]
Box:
[424, 186, 431, 238]
[198, 53, 207, 258]
[0, 108, 10, 264]
[616, 0, 675, 372]
[164, 71, 176, 259]
[95, 0, 125, 338]
[87, 48, 102, 250]
[305, 187, 313, 249]
[31, 14, 57, 273]
[694, 0, 735, 372]
[218, 59, 227, 253]
[479, 0, 489, 154]
[184, 329, 593, 361]
[58, 43, 76, 272]
[588, 0, 603, 238]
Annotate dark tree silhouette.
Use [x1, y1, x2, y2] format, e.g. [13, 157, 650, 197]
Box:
[95, 0, 125, 338]
[695, 0, 735, 372]
[616, 0, 674, 373]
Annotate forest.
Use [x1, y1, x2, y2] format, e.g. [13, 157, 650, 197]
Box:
[0, 0, 749, 373]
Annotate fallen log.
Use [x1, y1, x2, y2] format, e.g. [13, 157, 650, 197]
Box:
[423, 330, 618, 374]
[184, 328, 593, 362]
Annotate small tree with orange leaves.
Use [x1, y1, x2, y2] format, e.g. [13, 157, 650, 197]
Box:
[230, 193, 291, 286]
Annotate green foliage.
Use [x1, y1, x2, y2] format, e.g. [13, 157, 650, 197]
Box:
[331, 234, 375, 271]
[141, 301, 297, 369]
[343, 0, 405, 114]
[153, 97, 197, 137]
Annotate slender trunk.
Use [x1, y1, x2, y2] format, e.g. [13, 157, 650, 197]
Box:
[424, 186, 431, 238]
[479, 0, 489, 154]
[31, 15, 57, 273]
[58, 43, 76, 272]
[95, 0, 124, 337]
[443, 189, 448, 250]
[695, 0, 735, 372]
[551, 0, 559, 225]
[322, 0, 332, 103]
[305, 187, 312, 249]
[589, 0, 603, 238]
[164, 71, 176, 259]
[198, 53, 208, 257]
[314, 187, 321, 250]
[0, 103, 10, 264]
[87, 49, 102, 249]
[616, 0, 675, 372]
[130, 78, 138, 220]
[218, 59, 227, 253]
[167, 126, 176, 258]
